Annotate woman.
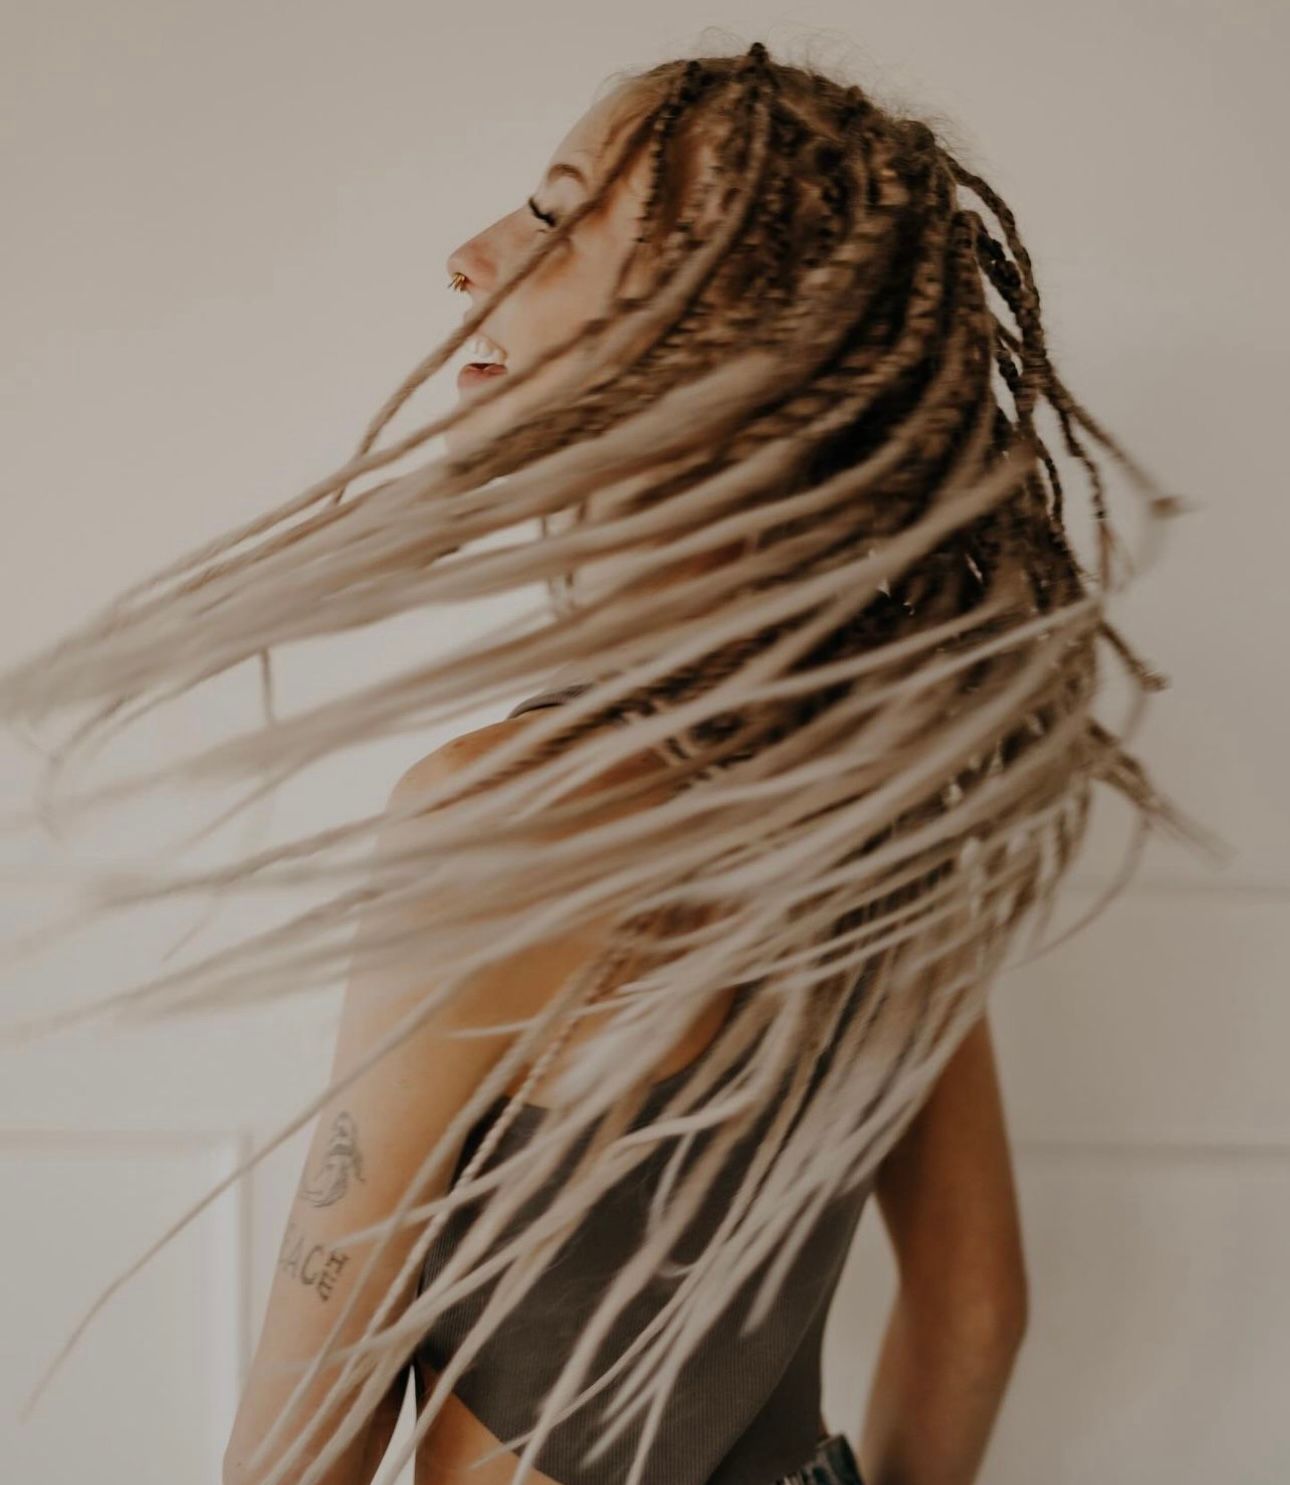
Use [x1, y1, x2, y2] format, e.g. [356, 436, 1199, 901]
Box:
[3, 37, 1210, 1485]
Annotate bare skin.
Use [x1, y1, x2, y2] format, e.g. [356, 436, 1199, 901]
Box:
[443, 81, 659, 460]
[863, 1014, 1029, 1485]
[444, 79, 735, 602]
[226, 80, 1029, 1485]
[222, 715, 738, 1485]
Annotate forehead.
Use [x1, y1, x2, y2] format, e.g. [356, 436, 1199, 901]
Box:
[544, 83, 647, 188]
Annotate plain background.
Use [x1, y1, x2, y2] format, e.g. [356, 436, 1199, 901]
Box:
[1, 3, 1286, 1482]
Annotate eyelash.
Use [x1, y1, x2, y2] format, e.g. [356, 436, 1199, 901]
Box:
[527, 197, 558, 230]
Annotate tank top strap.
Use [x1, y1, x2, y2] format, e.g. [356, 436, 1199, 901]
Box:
[505, 679, 694, 765]
[505, 682, 598, 719]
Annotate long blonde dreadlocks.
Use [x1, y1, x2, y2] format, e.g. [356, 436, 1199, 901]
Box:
[1, 36, 1220, 1485]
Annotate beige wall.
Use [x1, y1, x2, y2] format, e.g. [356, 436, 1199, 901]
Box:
[1, 4, 1284, 1483]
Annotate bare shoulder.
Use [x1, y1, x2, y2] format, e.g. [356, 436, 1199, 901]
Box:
[385, 713, 731, 1103]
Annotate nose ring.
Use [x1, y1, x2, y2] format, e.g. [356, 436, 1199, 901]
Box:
[448, 271, 468, 291]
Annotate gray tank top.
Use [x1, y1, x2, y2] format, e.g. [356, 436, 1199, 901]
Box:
[413, 684, 875, 1485]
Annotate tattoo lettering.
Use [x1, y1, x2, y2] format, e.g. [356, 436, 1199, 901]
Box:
[276, 1218, 351, 1302]
[299, 1110, 366, 1207]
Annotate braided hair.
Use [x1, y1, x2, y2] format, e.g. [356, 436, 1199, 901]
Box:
[1, 36, 1217, 1485]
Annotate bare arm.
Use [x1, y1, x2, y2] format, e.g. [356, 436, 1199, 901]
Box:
[859, 1010, 1029, 1485]
[222, 740, 565, 1485]
[222, 723, 662, 1485]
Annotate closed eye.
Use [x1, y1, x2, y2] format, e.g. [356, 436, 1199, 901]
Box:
[527, 197, 558, 229]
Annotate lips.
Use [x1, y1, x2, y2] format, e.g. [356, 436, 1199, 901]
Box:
[458, 362, 509, 391]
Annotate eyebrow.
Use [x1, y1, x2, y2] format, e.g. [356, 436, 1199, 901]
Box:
[544, 161, 590, 189]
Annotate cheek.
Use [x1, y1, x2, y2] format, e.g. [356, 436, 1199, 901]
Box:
[513, 212, 645, 363]
[525, 251, 608, 343]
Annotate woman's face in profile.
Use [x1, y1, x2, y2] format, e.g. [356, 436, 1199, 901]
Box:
[443, 83, 657, 455]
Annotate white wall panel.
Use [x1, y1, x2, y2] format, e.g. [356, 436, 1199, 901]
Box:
[993, 888, 1290, 1147]
[0, 1130, 248, 1485]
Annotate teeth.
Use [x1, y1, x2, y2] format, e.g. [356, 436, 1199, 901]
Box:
[470, 334, 506, 365]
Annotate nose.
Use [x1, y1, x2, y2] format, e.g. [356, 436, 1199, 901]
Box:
[446, 236, 495, 297]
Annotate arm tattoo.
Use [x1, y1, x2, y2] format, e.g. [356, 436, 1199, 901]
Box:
[276, 1218, 351, 1302]
[299, 1110, 366, 1207]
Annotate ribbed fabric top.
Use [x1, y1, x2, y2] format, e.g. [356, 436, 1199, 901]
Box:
[412, 684, 875, 1485]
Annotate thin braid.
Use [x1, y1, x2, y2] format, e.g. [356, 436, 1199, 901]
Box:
[948, 153, 1134, 586]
